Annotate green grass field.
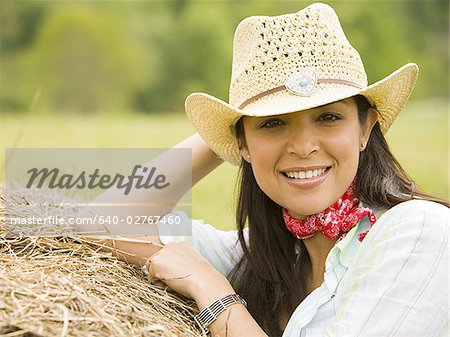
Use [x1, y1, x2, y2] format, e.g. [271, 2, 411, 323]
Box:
[1, 98, 448, 230]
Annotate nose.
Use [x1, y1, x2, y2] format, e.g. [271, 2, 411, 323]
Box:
[285, 121, 320, 158]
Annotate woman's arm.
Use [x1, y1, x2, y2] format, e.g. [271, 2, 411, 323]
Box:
[181, 133, 224, 186]
[79, 133, 223, 263]
[81, 133, 222, 220]
[194, 277, 268, 336]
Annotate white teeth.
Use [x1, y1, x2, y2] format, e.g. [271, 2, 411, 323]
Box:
[284, 168, 327, 179]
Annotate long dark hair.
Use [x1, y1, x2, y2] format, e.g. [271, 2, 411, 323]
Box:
[228, 95, 448, 336]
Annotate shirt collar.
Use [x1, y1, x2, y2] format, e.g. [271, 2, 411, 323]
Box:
[330, 205, 385, 269]
[294, 205, 385, 268]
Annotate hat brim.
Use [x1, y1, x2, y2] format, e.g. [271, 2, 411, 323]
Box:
[185, 63, 418, 165]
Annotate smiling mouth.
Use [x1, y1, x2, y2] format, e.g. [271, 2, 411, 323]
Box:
[281, 167, 331, 180]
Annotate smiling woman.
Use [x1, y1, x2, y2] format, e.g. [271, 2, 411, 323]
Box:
[85, 3, 449, 337]
[228, 91, 449, 335]
[238, 98, 377, 219]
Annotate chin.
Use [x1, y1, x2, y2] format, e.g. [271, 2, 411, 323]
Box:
[284, 205, 324, 219]
[283, 196, 332, 217]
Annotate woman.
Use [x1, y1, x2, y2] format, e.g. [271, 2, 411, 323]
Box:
[91, 3, 449, 336]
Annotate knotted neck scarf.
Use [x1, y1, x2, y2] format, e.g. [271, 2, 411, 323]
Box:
[282, 181, 377, 242]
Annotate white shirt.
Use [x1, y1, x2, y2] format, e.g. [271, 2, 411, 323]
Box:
[157, 200, 449, 337]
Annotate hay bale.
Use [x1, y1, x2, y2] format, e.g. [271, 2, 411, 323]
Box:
[0, 189, 203, 337]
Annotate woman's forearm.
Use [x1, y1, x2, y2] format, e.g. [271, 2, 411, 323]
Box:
[93, 133, 222, 216]
[175, 133, 224, 186]
[77, 133, 223, 234]
[193, 274, 268, 337]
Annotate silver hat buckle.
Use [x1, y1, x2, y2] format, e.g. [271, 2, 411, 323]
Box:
[285, 69, 318, 97]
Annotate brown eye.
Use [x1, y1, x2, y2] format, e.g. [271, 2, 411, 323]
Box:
[318, 113, 342, 122]
[260, 118, 285, 128]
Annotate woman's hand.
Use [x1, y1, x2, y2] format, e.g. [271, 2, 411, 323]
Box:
[146, 242, 234, 301]
[146, 242, 268, 336]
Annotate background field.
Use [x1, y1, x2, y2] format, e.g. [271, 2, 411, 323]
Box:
[1, 99, 448, 230]
[1, 1, 448, 230]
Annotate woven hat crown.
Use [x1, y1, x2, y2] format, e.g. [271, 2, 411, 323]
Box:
[184, 3, 418, 165]
[228, 3, 367, 107]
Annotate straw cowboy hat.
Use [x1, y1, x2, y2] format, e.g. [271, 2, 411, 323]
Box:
[185, 2, 419, 165]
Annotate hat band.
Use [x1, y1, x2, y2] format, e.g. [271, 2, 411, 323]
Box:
[237, 78, 364, 110]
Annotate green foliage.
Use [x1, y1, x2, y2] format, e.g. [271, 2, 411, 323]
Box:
[132, 1, 235, 111]
[5, 3, 146, 113]
[0, 1, 48, 111]
[0, 1, 47, 52]
[335, 0, 449, 98]
[0, 0, 448, 114]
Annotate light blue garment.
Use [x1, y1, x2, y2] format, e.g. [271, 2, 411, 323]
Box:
[157, 200, 449, 337]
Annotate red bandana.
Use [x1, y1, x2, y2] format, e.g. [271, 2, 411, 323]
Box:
[282, 182, 377, 242]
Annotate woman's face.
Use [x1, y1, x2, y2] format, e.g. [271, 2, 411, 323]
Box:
[241, 98, 376, 219]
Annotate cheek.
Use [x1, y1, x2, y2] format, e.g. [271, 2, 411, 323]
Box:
[249, 145, 278, 185]
[245, 135, 283, 194]
[246, 133, 280, 166]
[332, 131, 361, 179]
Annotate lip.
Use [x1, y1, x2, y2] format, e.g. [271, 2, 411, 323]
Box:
[280, 165, 331, 172]
[280, 166, 331, 188]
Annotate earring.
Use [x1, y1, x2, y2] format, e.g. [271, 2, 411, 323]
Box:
[247, 154, 251, 159]
[360, 142, 365, 150]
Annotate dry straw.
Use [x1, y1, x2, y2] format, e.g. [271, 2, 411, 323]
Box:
[0, 188, 203, 337]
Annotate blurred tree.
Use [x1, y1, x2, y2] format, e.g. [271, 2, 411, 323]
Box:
[336, 0, 449, 99]
[20, 3, 145, 113]
[0, 1, 48, 52]
[132, 1, 234, 112]
[0, 0, 448, 114]
[402, 1, 449, 98]
[164, 1, 234, 110]
[0, 1, 49, 111]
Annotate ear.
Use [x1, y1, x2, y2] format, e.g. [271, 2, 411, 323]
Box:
[360, 108, 378, 151]
[235, 117, 251, 162]
[240, 146, 251, 163]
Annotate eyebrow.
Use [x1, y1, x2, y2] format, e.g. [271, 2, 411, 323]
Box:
[320, 99, 351, 109]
